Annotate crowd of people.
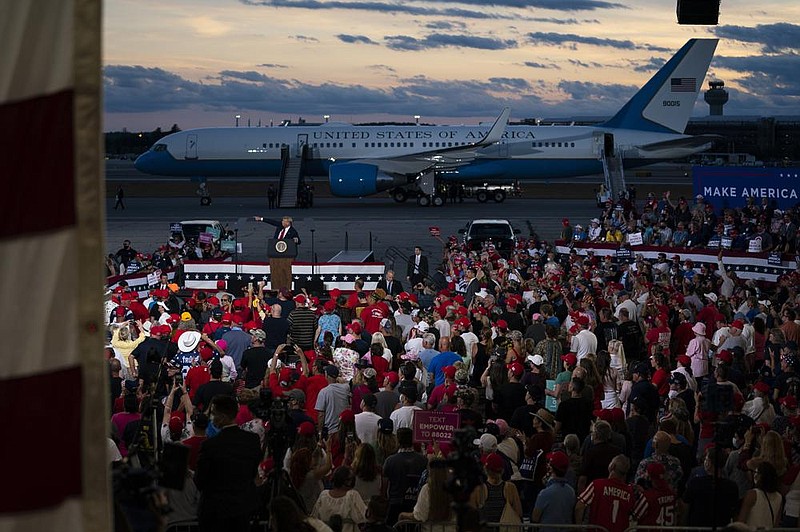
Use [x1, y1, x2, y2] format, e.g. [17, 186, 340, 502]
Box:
[106, 194, 800, 532]
[564, 191, 799, 253]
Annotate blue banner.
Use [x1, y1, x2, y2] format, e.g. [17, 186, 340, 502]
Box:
[693, 166, 800, 210]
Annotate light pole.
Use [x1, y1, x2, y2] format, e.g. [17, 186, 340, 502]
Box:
[414, 115, 420, 125]
[323, 115, 330, 124]
[235, 114, 241, 127]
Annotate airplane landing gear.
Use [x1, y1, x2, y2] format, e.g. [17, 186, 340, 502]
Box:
[391, 188, 408, 203]
[417, 195, 431, 207]
[476, 189, 489, 203]
[493, 189, 507, 203]
[432, 195, 445, 207]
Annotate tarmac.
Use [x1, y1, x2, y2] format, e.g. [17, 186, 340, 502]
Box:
[105, 160, 695, 264]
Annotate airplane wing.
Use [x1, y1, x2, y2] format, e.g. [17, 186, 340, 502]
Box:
[636, 134, 721, 152]
[349, 107, 510, 176]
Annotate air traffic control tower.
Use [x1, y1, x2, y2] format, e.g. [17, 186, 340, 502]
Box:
[704, 80, 729, 115]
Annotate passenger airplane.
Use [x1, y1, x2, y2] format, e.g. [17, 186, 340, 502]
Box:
[135, 39, 718, 205]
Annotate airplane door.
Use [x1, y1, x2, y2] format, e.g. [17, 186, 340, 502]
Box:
[498, 140, 508, 158]
[185, 134, 198, 160]
[604, 133, 615, 157]
[297, 134, 308, 158]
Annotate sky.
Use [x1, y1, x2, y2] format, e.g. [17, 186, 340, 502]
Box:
[103, 0, 800, 131]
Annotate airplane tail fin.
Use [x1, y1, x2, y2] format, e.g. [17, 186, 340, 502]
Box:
[600, 39, 718, 134]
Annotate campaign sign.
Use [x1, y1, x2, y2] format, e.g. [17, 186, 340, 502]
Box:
[628, 232, 643, 246]
[198, 232, 213, 244]
[768, 252, 783, 266]
[693, 166, 800, 210]
[170, 223, 183, 233]
[412, 411, 460, 443]
[206, 226, 221, 239]
[220, 240, 236, 252]
[429, 226, 441, 237]
[616, 247, 632, 260]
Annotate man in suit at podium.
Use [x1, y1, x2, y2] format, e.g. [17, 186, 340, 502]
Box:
[254, 215, 301, 245]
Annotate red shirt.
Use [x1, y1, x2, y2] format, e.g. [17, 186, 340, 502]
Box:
[646, 326, 671, 356]
[181, 435, 207, 471]
[632, 485, 677, 526]
[128, 301, 151, 321]
[185, 366, 210, 400]
[369, 354, 389, 385]
[304, 374, 328, 422]
[652, 368, 670, 397]
[671, 322, 695, 356]
[361, 302, 390, 334]
[578, 477, 635, 532]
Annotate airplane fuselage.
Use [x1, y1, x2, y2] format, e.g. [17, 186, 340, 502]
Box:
[135, 123, 697, 182]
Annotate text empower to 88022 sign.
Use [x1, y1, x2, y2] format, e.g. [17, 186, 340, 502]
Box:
[412, 411, 460, 443]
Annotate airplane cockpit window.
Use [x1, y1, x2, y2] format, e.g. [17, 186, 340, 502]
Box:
[153, 144, 167, 152]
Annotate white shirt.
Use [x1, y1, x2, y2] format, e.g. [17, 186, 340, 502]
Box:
[434, 319, 451, 339]
[461, 331, 479, 369]
[394, 312, 414, 341]
[354, 411, 382, 445]
[570, 329, 598, 360]
[390, 405, 421, 432]
[615, 299, 638, 322]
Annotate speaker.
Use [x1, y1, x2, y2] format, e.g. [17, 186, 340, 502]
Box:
[677, 0, 720, 25]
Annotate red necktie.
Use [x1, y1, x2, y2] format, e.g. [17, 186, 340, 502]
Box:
[279, 228, 286, 239]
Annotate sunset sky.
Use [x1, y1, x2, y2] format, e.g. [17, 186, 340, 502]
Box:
[103, 0, 800, 131]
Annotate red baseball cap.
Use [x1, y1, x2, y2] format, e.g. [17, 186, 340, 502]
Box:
[717, 350, 733, 364]
[561, 353, 577, 366]
[339, 409, 355, 424]
[168, 416, 183, 434]
[385, 371, 399, 385]
[294, 294, 307, 304]
[483, 452, 505, 472]
[506, 362, 524, 377]
[496, 319, 508, 330]
[221, 312, 233, 324]
[297, 421, 315, 437]
[677, 355, 691, 366]
[753, 381, 770, 394]
[443, 366, 457, 379]
[546, 451, 569, 473]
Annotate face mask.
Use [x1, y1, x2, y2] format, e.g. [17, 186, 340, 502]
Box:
[668, 390, 679, 399]
[732, 437, 741, 449]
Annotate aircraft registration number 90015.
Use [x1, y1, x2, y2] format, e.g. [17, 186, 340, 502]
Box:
[663, 100, 681, 107]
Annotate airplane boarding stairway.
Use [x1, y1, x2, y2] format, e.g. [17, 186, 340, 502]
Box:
[601, 150, 627, 203]
[277, 145, 308, 208]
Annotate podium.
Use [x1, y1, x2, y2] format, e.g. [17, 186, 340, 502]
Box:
[268, 238, 297, 291]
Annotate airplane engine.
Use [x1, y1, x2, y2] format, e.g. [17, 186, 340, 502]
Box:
[328, 162, 407, 197]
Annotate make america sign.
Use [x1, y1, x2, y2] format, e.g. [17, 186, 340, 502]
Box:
[693, 166, 800, 210]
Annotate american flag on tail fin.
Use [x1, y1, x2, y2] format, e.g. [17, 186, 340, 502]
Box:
[670, 77, 697, 92]
[0, 0, 109, 529]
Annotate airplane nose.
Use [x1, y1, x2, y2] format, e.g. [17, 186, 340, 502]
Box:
[134, 151, 155, 174]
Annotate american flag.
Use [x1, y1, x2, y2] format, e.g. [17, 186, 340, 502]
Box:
[0, 0, 110, 529]
[670, 77, 697, 93]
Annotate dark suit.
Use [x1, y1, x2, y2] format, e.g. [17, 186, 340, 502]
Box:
[464, 277, 480, 307]
[406, 254, 428, 286]
[376, 278, 403, 297]
[259, 218, 301, 244]
[195, 425, 262, 532]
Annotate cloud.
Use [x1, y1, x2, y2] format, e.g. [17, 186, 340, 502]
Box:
[337, 34, 378, 44]
[423, 20, 467, 30]
[567, 58, 604, 68]
[521, 61, 561, 69]
[104, 60, 794, 125]
[257, 63, 288, 68]
[385, 33, 517, 51]
[527, 32, 670, 52]
[629, 56, 666, 73]
[714, 53, 800, 98]
[714, 23, 800, 53]
[367, 64, 397, 73]
[239, 0, 625, 21]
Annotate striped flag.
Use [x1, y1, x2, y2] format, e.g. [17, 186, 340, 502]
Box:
[670, 77, 697, 92]
[0, 0, 110, 530]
